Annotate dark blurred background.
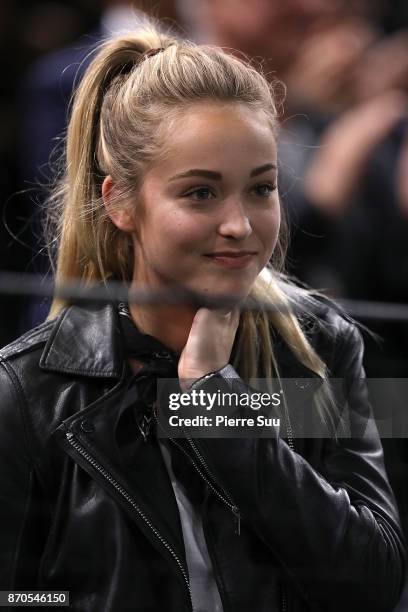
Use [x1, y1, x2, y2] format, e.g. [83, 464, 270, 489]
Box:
[1, 0, 408, 607]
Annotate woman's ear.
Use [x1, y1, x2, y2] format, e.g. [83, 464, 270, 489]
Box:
[102, 175, 137, 233]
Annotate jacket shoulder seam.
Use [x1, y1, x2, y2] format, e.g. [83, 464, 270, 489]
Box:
[0, 360, 41, 472]
[0, 320, 55, 360]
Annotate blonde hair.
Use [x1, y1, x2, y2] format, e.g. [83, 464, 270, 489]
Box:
[46, 22, 338, 432]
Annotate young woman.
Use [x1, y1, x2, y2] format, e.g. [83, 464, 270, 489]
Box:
[0, 24, 405, 612]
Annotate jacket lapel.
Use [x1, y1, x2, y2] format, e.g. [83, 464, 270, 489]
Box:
[45, 303, 188, 581]
[52, 380, 188, 584]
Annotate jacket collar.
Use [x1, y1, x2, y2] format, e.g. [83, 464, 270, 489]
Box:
[39, 300, 320, 381]
[39, 302, 123, 378]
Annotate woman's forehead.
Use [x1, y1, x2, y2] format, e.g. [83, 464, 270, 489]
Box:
[150, 102, 277, 177]
[165, 100, 273, 134]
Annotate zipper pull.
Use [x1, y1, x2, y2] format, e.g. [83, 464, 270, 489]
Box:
[118, 302, 132, 319]
[137, 402, 157, 443]
[281, 583, 288, 611]
[138, 413, 152, 442]
[232, 505, 241, 536]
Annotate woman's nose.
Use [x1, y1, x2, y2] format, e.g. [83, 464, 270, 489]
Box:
[217, 200, 252, 240]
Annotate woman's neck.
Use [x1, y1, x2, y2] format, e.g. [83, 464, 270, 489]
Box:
[128, 302, 196, 354]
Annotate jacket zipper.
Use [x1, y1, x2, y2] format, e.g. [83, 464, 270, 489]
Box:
[153, 404, 241, 535]
[276, 378, 295, 452]
[156, 407, 293, 534]
[167, 433, 241, 535]
[281, 584, 288, 612]
[178, 434, 289, 611]
[284, 407, 295, 452]
[187, 436, 241, 535]
[65, 431, 193, 611]
[180, 432, 294, 610]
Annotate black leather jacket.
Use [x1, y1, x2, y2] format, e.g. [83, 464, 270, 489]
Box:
[0, 299, 405, 612]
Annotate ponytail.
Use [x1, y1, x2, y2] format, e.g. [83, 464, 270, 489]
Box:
[47, 28, 176, 316]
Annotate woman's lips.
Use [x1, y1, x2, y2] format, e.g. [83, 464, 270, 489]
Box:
[204, 252, 257, 269]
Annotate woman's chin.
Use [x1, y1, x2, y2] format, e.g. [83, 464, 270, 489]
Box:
[197, 283, 253, 308]
[166, 278, 254, 308]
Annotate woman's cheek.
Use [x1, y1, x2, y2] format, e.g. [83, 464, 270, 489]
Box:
[175, 214, 213, 248]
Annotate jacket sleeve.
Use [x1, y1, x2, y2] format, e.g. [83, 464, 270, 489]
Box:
[190, 320, 406, 611]
[0, 359, 45, 590]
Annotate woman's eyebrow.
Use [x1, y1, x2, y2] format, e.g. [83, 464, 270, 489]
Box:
[250, 163, 277, 177]
[168, 163, 277, 182]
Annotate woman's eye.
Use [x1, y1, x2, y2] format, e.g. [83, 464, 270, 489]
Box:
[182, 183, 276, 201]
[252, 183, 277, 197]
[184, 187, 215, 201]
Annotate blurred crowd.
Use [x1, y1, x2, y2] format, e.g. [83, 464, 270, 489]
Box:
[1, 0, 408, 606]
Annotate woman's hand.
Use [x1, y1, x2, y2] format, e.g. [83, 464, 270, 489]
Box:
[178, 307, 240, 388]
